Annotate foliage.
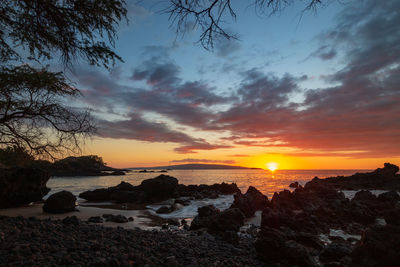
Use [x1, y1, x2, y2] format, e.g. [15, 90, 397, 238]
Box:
[0, 65, 95, 158]
[0, 0, 127, 159]
[0, 146, 34, 167]
[0, 0, 127, 68]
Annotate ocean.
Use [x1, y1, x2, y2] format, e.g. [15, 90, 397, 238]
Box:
[44, 169, 372, 224]
[47, 169, 368, 199]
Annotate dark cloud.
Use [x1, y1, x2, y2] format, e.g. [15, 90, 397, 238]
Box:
[213, 0, 400, 157]
[174, 143, 233, 154]
[76, 3, 400, 159]
[308, 45, 337, 61]
[171, 158, 235, 164]
[215, 38, 241, 58]
[98, 113, 196, 143]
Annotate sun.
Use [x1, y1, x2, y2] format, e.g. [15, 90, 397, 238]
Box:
[266, 162, 278, 172]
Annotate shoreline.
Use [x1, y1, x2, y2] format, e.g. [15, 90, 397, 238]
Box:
[0, 203, 157, 230]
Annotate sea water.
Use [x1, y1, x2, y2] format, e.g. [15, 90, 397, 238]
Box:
[45, 169, 369, 222]
[47, 169, 368, 199]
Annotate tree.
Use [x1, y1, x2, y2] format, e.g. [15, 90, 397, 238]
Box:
[165, 0, 323, 49]
[0, 146, 34, 167]
[0, 0, 127, 159]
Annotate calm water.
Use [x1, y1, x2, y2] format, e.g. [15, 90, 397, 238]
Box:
[47, 169, 368, 199]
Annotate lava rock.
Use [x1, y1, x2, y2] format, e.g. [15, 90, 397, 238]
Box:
[230, 186, 269, 217]
[102, 214, 129, 223]
[0, 168, 50, 208]
[88, 216, 104, 223]
[43, 191, 77, 213]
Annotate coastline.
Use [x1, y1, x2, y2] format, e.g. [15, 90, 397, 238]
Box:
[1, 164, 399, 266]
[0, 204, 156, 230]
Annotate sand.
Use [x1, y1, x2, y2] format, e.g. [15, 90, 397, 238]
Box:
[0, 203, 157, 229]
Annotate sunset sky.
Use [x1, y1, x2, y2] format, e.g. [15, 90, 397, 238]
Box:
[68, 0, 399, 169]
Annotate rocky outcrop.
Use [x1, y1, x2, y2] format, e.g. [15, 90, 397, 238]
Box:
[255, 163, 400, 266]
[42, 191, 77, 213]
[318, 162, 400, 190]
[351, 225, 400, 267]
[230, 186, 269, 217]
[79, 175, 240, 205]
[190, 205, 245, 236]
[0, 168, 50, 208]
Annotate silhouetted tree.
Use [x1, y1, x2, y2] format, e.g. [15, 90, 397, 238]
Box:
[0, 146, 34, 167]
[0, 0, 127, 159]
[165, 0, 324, 49]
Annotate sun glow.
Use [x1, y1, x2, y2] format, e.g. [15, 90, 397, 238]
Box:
[266, 162, 279, 172]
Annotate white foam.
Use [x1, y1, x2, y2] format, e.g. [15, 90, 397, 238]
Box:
[146, 194, 234, 219]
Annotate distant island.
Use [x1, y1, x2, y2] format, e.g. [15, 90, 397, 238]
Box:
[130, 163, 261, 170]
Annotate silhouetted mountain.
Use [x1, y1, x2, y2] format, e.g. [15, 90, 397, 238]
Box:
[130, 163, 260, 170]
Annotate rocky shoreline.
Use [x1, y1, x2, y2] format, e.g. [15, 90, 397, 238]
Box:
[0, 216, 263, 266]
[0, 163, 399, 266]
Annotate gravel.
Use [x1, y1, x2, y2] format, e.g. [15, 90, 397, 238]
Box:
[0, 216, 265, 266]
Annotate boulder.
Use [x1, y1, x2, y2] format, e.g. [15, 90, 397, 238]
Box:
[110, 190, 146, 203]
[231, 186, 269, 217]
[0, 168, 50, 208]
[156, 206, 174, 214]
[198, 205, 220, 217]
[352, 190, 377, 204]
[42, 191, 77, 213]
[319, 243, 352, 263]
[88, 216, 104, 223]
[190, 206, 245, 234]
[352, 225, 400, 267]
[289, 181, 299, 188]
[79, 188, 111, 202]
[102, 214, 129, 223]
[271, 190, 300, 210]
[255, 227, 318, 266]
[139, 175, 178, 201]
[377, 191, 400, 203]
[62, 216, 80, 225]
[208, 208, 245, 233]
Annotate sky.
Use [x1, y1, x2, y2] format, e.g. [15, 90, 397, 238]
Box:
[69, 0, 400, 169]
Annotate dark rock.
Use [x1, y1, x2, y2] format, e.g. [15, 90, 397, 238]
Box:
[110, 190, 146, 203]
[113, 181, 136, 191]
[289, 181, 299, 188]
[383, 208, 400, 225]
[377, 191, 400, 203]
[271, 190, 300, 210]
[139, 175, 178, 201]
[156, 206, 174, 214]
[128, 217, 134, 222]
[43, 191, 76, 214]
[190, 206, 245, 234]
[315, 163, 400, 191]
[352, 190, 377, 204]
[102, 214, 129, 223]
[208, 208, 245, 233]
[165, 218, 180, 226]
[255, 227, 317, 266]
[62, 216, 80, 225]
[0, 168, 50, 208]
[319, 243, 352, 263]
[352, 225, 400, 267]
[174, 197, 191, 206]
[230, 186, 269, 217]
[79, 188, 111, 202]
[88, 216, 104, 223]
[198, 205, 220, 217]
